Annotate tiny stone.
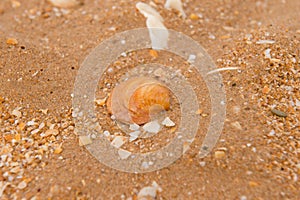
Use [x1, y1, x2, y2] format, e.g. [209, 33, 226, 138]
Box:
[269, 130, 275, 136]
[249, 181, 259, 187]
[240, 196, 247, 200]
[54, 147, 63, 154]
[27, 121, 35, 126]
[188, 54, 196, 63]
[154, 68, 165, 77]
[12, 109, 22, 118]
[199, 161, 206, 167]
[271, 109, 287, 117]
[214, 150, 226, 159]
[6, 38, 18, 45]
[262, 85, 271, 94]
[95, 97, 107, 106]
[17, 181, 27, 190]
[231, 121, 242, 130]
[103, 130, 110, 137]
[149, 49, 158, 58]
[44, 129, 59, 137]
[189, 13, 199, 20]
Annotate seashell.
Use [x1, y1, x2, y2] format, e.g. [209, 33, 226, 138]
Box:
[146, 15, 169, 50]
[107, 77, 170, 125]
[164, 0, 186, 18]
[48, 0, 83, 8]
[136, 2, 169, 50]
[136, 2, 164, 22]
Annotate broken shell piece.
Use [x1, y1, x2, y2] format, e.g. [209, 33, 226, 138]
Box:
[164, 0, 186, 18]
[48, 0, 83, 8]
[79, 135, 92, 146]
[129, 131, 141, 142]
[129, 123, 140, 131]
[143, 120, 161, 134]
[111, 136, 127, 148]
[162, 117, 175, 127]
[146, 15, 169, 50]
[136, 2, 163, 22]
[137, 181, 162, 200]
[118, 149, 131, 160]
[95, 97, 107, 106]
[107, 77, 170, 125]
[136, 2, 169, 50]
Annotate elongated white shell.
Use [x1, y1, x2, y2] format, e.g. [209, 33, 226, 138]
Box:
[48, 0, 82, 8]
[146, 15, 169, 50]
[164, 0, 186, 18]
[136, 2, 164, 22]
[136, 2, 169, 50]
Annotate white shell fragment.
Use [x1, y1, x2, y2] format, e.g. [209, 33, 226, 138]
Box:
[164, 0, 186, 18]
[118, 149, 131, 160]
[162, 117, 175, 127]
[129, 123, 140, 131]
[188, 54, 196, 63]
[136, 2, 169, 50]
[129, 131, 141, 142]
[48, 0, 82, 8]
[103, 130, 110, 137]
[256, 40, 275, 44]
[264, 48, 271, 59]
[143, 120, 161, 134]
[12, 109, 22, 118]
[111, 136, 126, 148]
[207, 67, 240, 75]
[137, 181, 162, 200]
[146, 15, 169, 50]
[79, 135, 92, 146]
[136, 2, 164, 22]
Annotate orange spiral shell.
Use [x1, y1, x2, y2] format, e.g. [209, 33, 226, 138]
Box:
[107, 77, 170, 125]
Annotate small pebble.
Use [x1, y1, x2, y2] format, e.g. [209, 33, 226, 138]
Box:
[6, 38, 18, 45]
[214, 150, 226, 159]
[271, 109, 287, 117]
[189, 13, 199, 20]
[17, 181, 27, 190]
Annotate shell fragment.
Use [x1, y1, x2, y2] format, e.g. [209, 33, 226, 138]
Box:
[162, 117, 175, 127]
[164, 0, 186, 18]
[143, 120, 161, 134]
[136, 2, 169, 50]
